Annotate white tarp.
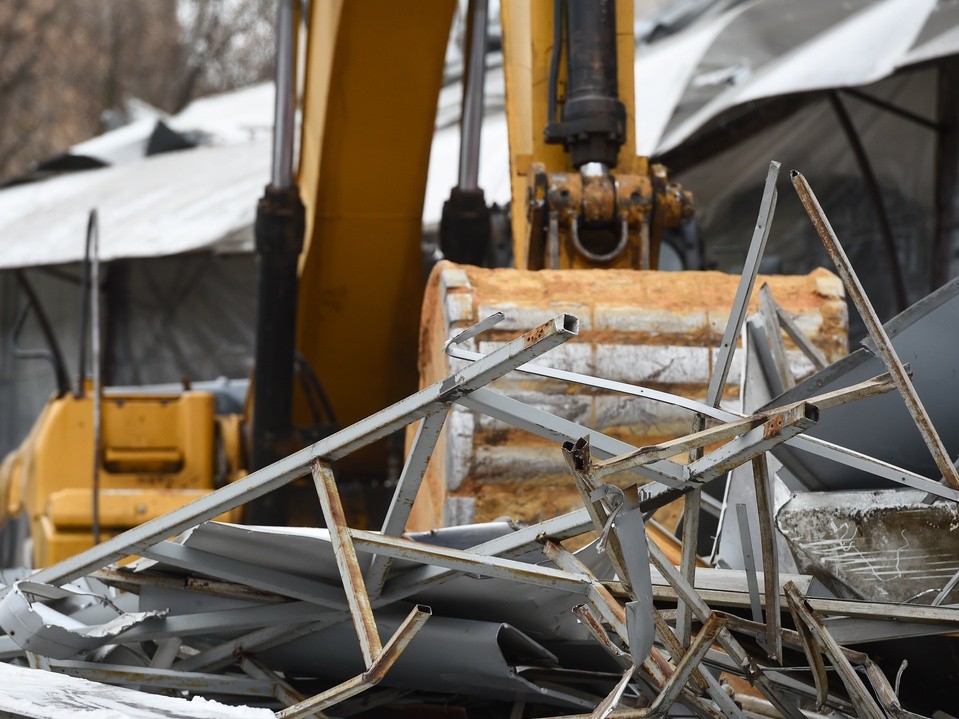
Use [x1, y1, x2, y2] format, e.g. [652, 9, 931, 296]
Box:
[0, 85, 274, 269]
[643, 0, 954, 154]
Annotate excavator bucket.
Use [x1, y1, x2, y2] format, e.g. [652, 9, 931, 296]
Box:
[410, 262, 847, 531]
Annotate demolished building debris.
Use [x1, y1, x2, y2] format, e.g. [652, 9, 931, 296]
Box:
[2, 168, 959, 718]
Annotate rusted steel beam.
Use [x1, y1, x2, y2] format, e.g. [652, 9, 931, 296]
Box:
[570, 603, 730, 719]
[90, 567, 287, 604]
[589, 415, 768, 483]
[783, 590, 829, 711]
[352, 529, 590, 596]
[239, 656, 321, 716]
[313, 462, 381, 669]
[783, 582, 885, 719]
[645, 613, 726, 716]
[793, 170, 959, 490]
[683, 404, 818, 485]
[751, 456, 782, 663]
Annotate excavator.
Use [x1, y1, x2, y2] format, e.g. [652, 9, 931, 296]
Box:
[1, 0, 748, 568]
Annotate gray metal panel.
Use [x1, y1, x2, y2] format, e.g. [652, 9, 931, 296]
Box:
[768, 276, 959, 489]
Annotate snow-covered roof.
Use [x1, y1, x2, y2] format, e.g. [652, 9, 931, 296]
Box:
[0, 84, 274, 269]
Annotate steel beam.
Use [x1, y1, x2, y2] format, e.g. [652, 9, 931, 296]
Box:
[351, 529, 590, 596]
[789, 435, 959, 502]
[735, 503, 763, 625]
[783, 582, 885, 719]
[751, 456, 783, 663]
[683, 404, 818, 484]
[313, 462, 381, 669]
[367, 411, 447, 597]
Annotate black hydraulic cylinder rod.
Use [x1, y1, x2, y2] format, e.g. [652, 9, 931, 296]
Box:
[440, 0, 492, 265]
[248, 185, 304, 522]
[248, 0, 303, 524]
[546, 0, 626, 168]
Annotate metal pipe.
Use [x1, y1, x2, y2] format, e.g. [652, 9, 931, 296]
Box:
[76, 212, 95, 396]
[556, 0, 625, 168]
[458, 0, 488, 190]
[90, 211, 102, 546]
[271, 0, 297, 189]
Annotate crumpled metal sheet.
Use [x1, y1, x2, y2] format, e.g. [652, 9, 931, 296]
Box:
[0, 580, 165, 660]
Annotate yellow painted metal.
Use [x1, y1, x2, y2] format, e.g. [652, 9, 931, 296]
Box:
[295, 0, 456, 474]
[502, 0, 643, 269]
[47, 488, 224, 528]
[0, 390, 242, 566]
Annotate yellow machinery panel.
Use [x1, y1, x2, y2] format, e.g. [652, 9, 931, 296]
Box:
[1, 390, 243, 566]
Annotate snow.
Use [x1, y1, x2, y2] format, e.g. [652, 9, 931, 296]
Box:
[0, 662, 274, 719]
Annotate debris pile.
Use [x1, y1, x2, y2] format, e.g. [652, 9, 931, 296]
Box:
[2, 164, 958, 718]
